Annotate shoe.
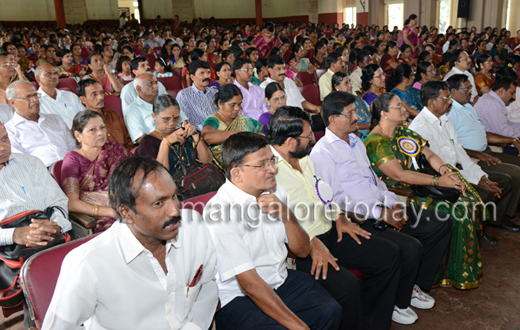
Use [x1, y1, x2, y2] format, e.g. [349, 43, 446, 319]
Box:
[392, 306, 418, 325]
[482, 234, 499, 246]
[500, 218, 520, 232]
[410, 285, 435, 309]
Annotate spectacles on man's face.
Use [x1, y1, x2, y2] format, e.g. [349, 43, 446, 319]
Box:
[458, 85, 473, 92]
[240, 156, 278, 171]
[337, 110, 357, 118]
[297, 133, 314, 141]
[238, 68, 254, 72]
[436, 95, 452, 102]
[13, 93, 41, 102]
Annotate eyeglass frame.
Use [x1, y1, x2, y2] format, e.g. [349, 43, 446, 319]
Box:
[12, 93, 41, 102]
[239, 156, 278, 171]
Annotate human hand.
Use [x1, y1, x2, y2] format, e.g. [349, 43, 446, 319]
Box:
[478, 176, 502, 198]
[181, 121, 197, 137]
[257, 194, 288, 220]
[13, 219, 60, 247]
[166, 128, 186, 145]
[336, 214, 371, 244]
[309, 237, 339, 280]
[439, 171, 466, 195]
[476, 152, 501, 166]
[382, 205, 408, 231]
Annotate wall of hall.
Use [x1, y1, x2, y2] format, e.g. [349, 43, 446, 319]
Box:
[0, 0, 56, 22]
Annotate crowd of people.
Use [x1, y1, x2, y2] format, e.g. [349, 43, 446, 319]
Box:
[0, 13, 519, 329]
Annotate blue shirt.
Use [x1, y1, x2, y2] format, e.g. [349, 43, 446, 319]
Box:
[447, 100, 488, 152]
[176, 85, 219, 131]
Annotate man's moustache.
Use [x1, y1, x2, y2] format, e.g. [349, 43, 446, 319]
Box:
[97, 100, 104, 106]
[162, 216, 181, 228]
[203, 78, 210, 83]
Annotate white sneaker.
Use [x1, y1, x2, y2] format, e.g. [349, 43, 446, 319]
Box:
[410, 285, 435, 309]
[392, 306, 418, 325]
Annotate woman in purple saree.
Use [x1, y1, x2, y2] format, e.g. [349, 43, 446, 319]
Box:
[62, 110, 129, 233]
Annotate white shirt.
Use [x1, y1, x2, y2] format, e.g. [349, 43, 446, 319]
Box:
[121, 81, 167, 116]
[5, 112, 76, 167]
[443, 66, 478, 102]
[38, 87, 85, 129]
[443, 41, 450, 53]
[42, 209, 218, 330]
[260, 77, 305, 109]
[409, 107, 487, 184]
[350, 66, 363, 94]
[507, 86, 520, 123]
[0, 153, 71, 245]
[203, 180, 290, 307]
[0, 104, 15, 124]
[486, 42, 494, 52]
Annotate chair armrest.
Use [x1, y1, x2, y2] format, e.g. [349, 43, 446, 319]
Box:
[346, 211, 365, 225]
[69, 212, 96, 229]
[387, 187, 414, 198]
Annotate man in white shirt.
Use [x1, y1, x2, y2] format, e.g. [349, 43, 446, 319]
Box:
[5, 81, 76, 167]
[409, 80, 515, 244]
[442, 33, 456, 53]
[35, 63, 84, 129]
[43, 156, 218, 330]
[350, 50, 371, 96]
[204, 132, 341, 330]
[120, 57, 168, 115]
[0, 104, 15, 123]
[443, 50, 478, 103]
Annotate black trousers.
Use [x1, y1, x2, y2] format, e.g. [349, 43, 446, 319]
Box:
[215, 270, 342, 330]
[296, 226, 401, 330]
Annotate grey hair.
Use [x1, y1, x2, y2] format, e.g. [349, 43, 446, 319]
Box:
[6, 81, 34, 100]
[133, 73, 154, 89]
[34, 63, 56, 77]
[152, 94, 180, 115]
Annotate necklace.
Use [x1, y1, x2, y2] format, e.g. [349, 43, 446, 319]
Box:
[378, 124, 391, 138]
[214, 112, 232, 126]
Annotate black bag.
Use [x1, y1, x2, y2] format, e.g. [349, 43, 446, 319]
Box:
[171, 162, 226, 200]
[410, 153, 461, 204]
[0, 207, 71, 309]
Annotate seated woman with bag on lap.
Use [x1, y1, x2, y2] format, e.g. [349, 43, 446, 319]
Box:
[62, 110, 130, 233]
[138, 94, 213, 177]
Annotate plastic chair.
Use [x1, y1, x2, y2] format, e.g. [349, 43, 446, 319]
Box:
[104, 95, 123, 120]
[57, 87, 73, 93]
[157, 76, 182, 90]
[298, 85, 322, 107]
[316, 69, 327, 81]
[314, 131, 325, 142]
[20, 235, 97, 329]
[173, 68, 183, 78]
[298, 71, 315, 86]
[49, 160, 63, 187]
[56, 78, 78, 95]
[180, 192, 217, 215]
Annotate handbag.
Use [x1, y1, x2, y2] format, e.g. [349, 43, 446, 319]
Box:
[410, 153, 461, 204]
[0, 207, 71, 309]
[169, 137, 226, 200]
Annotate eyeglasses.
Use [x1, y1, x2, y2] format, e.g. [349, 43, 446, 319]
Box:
[297, 134, 314, 141]
[270, 95, 287, 103]
[238, 68, 254, 72]
[388, 104, 404, 110]
[13, 93, 41, 101]
[0, 63, 15, 67]
[337, 111, 356, 118]
[240, 156, 278, 171]
[458, 85, 473, 92]
[436, 95, 452, 101]
[158, 116, 181, 124]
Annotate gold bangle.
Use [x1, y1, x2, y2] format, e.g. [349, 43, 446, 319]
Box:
[513, 138, 519, 143]
[163, 137, 172, 148]
[356, 124, 359, 131]
[93, 205, 98, 217]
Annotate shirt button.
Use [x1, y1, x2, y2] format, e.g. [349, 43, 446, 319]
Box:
[267, 230, 269, 233]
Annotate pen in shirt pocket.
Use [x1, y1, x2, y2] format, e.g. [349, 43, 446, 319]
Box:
[186, 264, 203, 297]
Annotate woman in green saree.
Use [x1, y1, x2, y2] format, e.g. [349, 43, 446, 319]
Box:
[364, 93, 485, 290]
[201, 84, 264, 168]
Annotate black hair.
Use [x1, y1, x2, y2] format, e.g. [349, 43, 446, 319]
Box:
[349, 48, 360, 63]
[232, 57, 252, 78]
[255, 58, 268, 73]
[230, 45, 243, 59]
[400, 44, 412, 54]
[77, 78, 100, 97]
[245, 47, 258, 57]
[262, 22, 275, 33]
[152, 94, 180, 115]
[506, 55, 520, 68]
[270, 47, 282, 57]
[87, 53, 102, 66]
[130, 57, 149, 76]
[267, 106, 312, 146]
[324, 52, 341, 69]
[71, 110, 104, 147]
[59, 48, 72, 58]
[331, 71, 348, 91]
[417, 51, 431, 63]
[384, 41, 397, 53]
[386, 63, 413, 91]
[289, 43, 303, 61]
[475, 54, 491, 72]
[196, 39, 206, 48]
[190, 48, 205, 61]
[370, 93, 397, 129]
[221, 50, 234, 62]
[188, 60, 210, 76]
[404, 14, 417, 26]
[115, 55, 131, 74]
[214, 83, 243, 108]
[448, 39, 459, 50]
[315, 40, 328, 51]
[268, 55, 285, 69]
[493, 77, 516, 92]
[108, 156, 169, 219]
[1, 42, 14, 53]
[215, 61, 231, 73]
[356, 50, 371, 65]
[495, 67, 519, 81]
[448, 49, 465, 68]
[415, 61, 433, 83]
[221, 132, 270, 180]
[446, 74, 469, 91]
[265, 81, 285, 100]
[122, 45, 135, 55]
[156, 57, 172, 73]
[361, 64, 381, 91]
[322, 91, 356, 126]
[420, 80, 449, 107]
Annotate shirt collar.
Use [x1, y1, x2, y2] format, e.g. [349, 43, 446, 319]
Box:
[221, 179, 258, 205]
[420, 106, 448, 125]
[324, 127, 358, 148]
[119, 221, 174, 264]
[190, 84, 208, 94]
[37, 87, 61, 99]
[10, 111, 46, 126]
[488, 90, 506, 106]
[270, 145, 309, 173]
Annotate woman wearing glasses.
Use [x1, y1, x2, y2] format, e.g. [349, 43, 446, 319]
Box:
[138, 94, 212, 175]
[474, 54, 495, 96]
[202, 84, 264, 168]
[386, 63, 423, 116]
[412, 61, 437, 90]
[259, 82, 286, 131]
[364, 93, 485, 290]
[361, 64, 386, 106]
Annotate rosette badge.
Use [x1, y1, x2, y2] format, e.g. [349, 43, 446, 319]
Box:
[397, 136, 420, 169]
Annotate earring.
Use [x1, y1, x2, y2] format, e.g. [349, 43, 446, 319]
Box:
[384, 116, 388, 119]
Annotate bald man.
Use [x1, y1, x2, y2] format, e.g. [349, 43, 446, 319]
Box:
[35, 63, 84, 129]
[125, 73, 187, 144]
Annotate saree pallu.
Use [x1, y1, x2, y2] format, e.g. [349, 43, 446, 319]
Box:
[391, 87, 423, 111]
[475, 73, 496, 96]
[203, 114, 263, 168]
[354, 96, 371, 140]
[364, 126, 484, 290]
[62, 142, 129, 233]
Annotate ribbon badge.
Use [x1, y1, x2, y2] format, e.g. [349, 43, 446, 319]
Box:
[314, 176, 334, 211]
[397, 136, 420, 170]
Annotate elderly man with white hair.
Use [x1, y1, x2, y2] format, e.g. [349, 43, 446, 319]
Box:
[125, 73, 187, 144]
[4, 80, 76, 167]
[35, 63, 84, 129]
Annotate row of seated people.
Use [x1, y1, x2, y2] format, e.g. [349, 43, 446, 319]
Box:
[1, 46, 520, 328]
